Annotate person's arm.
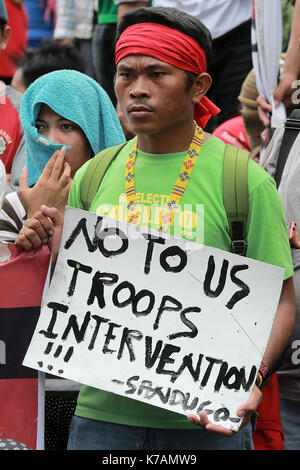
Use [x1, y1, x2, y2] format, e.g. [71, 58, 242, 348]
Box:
[4, 133, 25, 195]
[0, 191, 26, 243]
[275, 0, 300, 101]
[260, 276, 295, 371]
[290, 229, 300, 248]
[115, 1, 148, 23]
[258, 0, 300, 126]
[188, 276, 296, 435]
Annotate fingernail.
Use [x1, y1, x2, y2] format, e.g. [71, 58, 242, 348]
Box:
[48, 230, 54, 236]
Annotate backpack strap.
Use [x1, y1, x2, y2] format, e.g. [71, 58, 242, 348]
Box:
[80, 141, 129, 211]
[274, 108, 300, 188]
[223, 144, 249, 256]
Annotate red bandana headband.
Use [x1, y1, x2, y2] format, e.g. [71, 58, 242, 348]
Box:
[115, 23, 220, 129]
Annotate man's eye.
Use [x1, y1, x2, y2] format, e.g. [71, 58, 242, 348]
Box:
[151, 72, 164, 78]
[119, 72, 132, 80]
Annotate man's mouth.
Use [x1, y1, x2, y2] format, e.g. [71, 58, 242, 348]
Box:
[128, 105, 153, 116]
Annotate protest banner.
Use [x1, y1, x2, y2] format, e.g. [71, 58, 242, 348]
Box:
[24, 207, 284, 431]
[0, 243, 50, 449]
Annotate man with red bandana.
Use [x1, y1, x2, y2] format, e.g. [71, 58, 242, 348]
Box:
[63, 7, 295, 450]
[115, 0, 253, 131]
[16, 6, 295, 450]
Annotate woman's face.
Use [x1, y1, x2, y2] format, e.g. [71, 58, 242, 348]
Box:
[35, 104, 91, 177]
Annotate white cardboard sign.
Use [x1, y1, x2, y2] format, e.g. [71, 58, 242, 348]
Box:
[23, 207, 284, 431]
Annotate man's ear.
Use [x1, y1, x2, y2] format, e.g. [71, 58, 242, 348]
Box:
[0, 25, 10, 51]
[192, 73, 212, 104]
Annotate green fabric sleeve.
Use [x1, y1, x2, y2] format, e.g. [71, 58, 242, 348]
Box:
[67, 160, 91, 210]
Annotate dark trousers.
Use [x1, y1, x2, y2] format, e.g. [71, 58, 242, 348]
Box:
[77, 38, 97, 80]
[206, 20, 253, 132]
[92, 22, 117, 107]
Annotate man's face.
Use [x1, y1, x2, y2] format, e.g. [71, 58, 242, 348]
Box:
[0, 24, 10, 51]
[115, 55, 196, 137]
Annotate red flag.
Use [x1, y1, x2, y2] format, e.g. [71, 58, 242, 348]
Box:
[0, 243, 50, 450]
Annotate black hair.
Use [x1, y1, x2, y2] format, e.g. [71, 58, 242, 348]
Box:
[0, 19, 5, 35]
[16, 42, 85, 89]
[115, 6, 212, 65]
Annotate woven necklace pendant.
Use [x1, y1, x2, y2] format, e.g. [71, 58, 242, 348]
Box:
[124, 122, 205, 232]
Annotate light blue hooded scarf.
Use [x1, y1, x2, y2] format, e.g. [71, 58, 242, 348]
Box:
[20, 69, 125, 187]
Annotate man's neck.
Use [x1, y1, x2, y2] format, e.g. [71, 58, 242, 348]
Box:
[136, 124, 212, 154]
[136, 120, 199, 154]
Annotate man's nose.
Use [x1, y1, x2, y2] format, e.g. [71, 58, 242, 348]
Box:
[129, 76, 150, 98]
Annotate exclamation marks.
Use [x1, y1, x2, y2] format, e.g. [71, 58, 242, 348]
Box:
[37, 341, 74, 374]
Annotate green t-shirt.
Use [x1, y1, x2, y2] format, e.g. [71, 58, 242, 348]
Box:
[97, 0, 118, 24]
[68, 135, 293, 429]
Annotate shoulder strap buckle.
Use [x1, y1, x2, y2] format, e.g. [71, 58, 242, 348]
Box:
[231, 240, 248, 256]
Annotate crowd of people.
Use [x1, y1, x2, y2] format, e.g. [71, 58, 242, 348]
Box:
[0, 0, 299, 452]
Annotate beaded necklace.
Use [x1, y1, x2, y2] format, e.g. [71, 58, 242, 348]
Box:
[125, 122, 205, 233]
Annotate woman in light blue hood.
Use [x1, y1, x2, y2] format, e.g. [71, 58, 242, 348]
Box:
[22, 69, 125, 187]
[0, 69, 125, 241]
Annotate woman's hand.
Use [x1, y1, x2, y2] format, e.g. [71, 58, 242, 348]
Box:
[18, 146, 72, 218]
[186, 385, 262, 436]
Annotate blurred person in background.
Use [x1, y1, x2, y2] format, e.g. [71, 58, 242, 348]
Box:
[0, 0, 27, 85]
[0, 0, 24, 191]
[53, 0, 97, 79]
[26, 0, 56, 48]
[11, 41, 85, 93]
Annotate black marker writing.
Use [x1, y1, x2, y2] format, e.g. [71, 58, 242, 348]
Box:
[64, 217, 101, 252]
[142, 233, 165, 274]
[203, 256, 229, 298]
[67, 260, 93, 296]
[97, 226, 129, 258]
[160, 245, 188, 273]
[226, 265, 250, 310]
[39, 302, 69, 339]
[87, 272, 119, 308]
